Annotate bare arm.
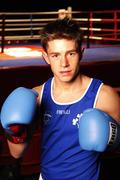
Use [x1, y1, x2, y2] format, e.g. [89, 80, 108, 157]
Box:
[96, 84, 120, 123]
[7, 140, 28, 159]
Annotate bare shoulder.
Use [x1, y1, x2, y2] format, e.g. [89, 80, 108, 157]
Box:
[32, 84, 44, 104]
[96, 84, 120, 122]
[33, 85, 43, 94]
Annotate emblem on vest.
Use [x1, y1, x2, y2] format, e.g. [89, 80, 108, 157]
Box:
[56, 109, 70, 115]
[72, 113, 82, 128]
[43, 113, 52, 125]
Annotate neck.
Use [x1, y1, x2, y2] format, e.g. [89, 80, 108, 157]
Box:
[52, 75, 91, 103]
[53, 75, 83, 92]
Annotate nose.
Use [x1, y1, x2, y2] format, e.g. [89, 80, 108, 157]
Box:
[60, 55, 69, 67]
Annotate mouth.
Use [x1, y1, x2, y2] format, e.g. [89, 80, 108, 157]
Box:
[60, 70, 72, 76]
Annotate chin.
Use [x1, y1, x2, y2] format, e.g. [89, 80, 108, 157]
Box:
[60, 76, 73, 82]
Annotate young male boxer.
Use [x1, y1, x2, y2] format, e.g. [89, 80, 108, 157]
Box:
[1, 18, 120, 180]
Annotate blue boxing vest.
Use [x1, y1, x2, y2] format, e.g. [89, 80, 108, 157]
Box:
[40, 77, 103, 180]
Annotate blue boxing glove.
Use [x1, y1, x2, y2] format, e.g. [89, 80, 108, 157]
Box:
[0, 87, 38, 143]
[79, 108, 120, 152]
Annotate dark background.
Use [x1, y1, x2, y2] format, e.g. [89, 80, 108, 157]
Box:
[0, 0, 120, 12]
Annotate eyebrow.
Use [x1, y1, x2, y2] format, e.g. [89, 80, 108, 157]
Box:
[48, 49, 78, 54]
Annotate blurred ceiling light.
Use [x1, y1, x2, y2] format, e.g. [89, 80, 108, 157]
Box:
[1, 47, 43, 57]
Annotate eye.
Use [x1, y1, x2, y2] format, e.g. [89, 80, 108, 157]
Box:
[50, 53, 60, 60]
[70, 52, 75, 56]
[67, 51, 77, 58]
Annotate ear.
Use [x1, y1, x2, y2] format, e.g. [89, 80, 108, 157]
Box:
[80, 47, 85, 60]
[42, 51, 50, 65]
[81, 47, 85, 54]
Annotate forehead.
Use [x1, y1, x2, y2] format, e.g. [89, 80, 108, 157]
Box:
[47, 39, 76, 52]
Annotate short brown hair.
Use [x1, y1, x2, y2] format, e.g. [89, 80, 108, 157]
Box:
[40, 18, 83, 52]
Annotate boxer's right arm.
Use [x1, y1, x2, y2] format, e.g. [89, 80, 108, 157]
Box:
[7, 139, 28, 159]
[0, 86, 41, 159]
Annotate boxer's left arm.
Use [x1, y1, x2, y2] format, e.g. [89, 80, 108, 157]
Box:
[79, 84, 120, 152]
[79, 108, 120, 152]
[96, 84, 120, 123]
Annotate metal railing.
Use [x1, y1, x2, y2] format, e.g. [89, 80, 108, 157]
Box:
[0, 7, 120, 53]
